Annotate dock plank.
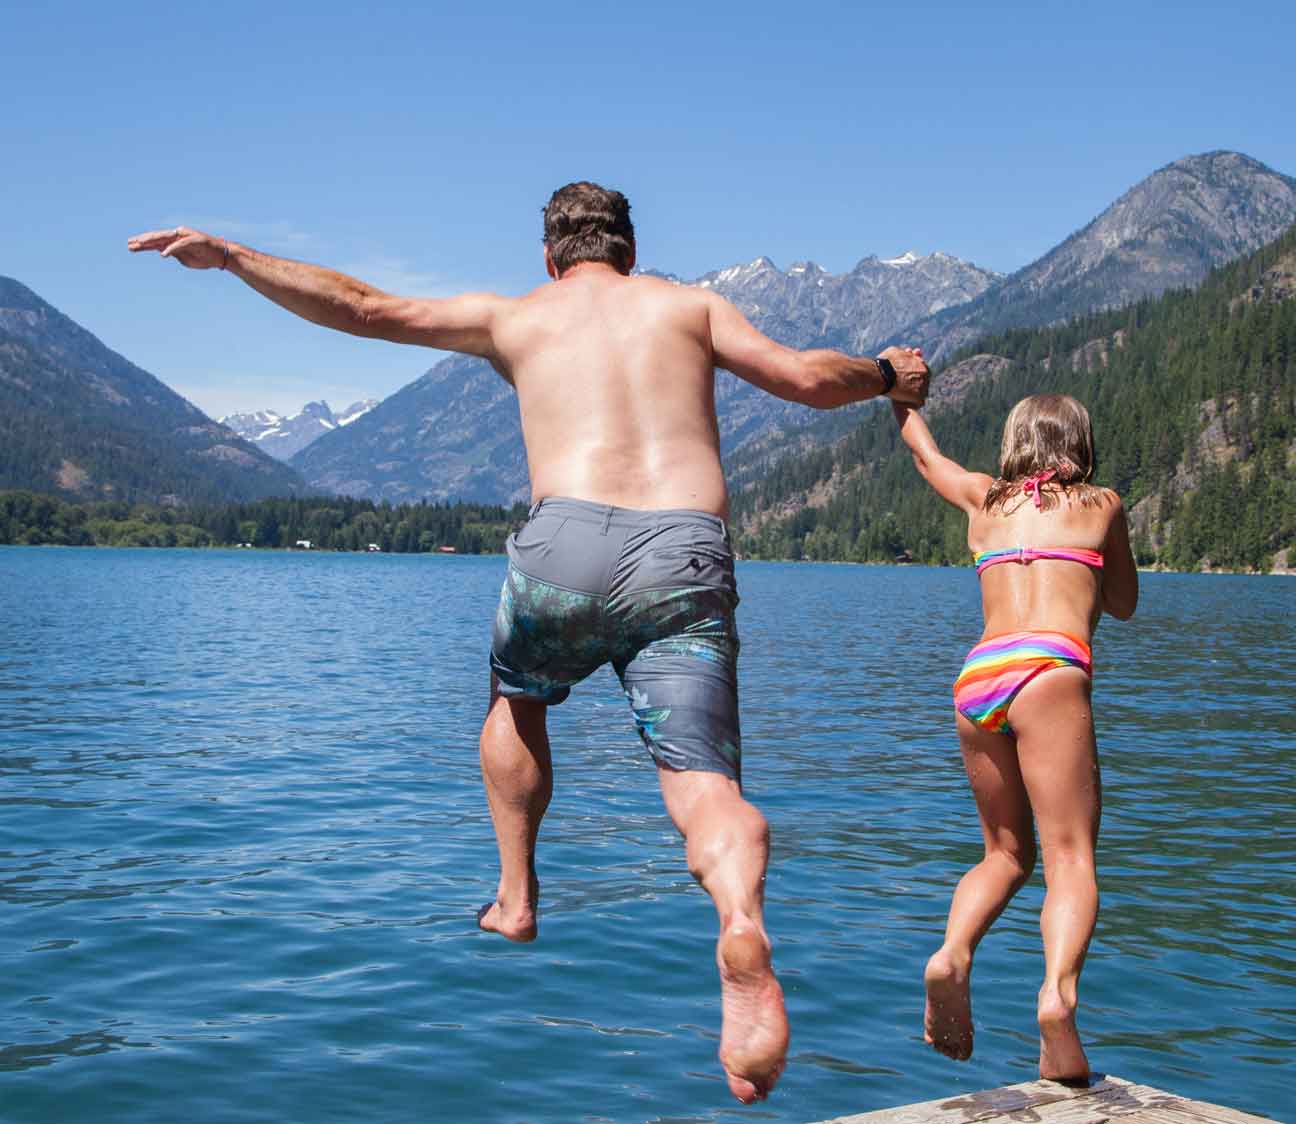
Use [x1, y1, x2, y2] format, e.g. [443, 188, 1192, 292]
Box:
[809, 1075, 1278, 1124]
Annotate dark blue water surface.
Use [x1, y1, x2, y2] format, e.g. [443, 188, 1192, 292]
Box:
[1, 548, 1292, 1123]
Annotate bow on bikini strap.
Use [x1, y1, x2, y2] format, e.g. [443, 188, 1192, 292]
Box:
[1021, 468, 1057, 509]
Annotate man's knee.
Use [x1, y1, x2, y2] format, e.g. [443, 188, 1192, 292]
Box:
[482, 689, 548, 742]
[684, 793, 768, 878]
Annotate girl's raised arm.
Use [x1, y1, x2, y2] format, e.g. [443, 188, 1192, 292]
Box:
[1100, 496, 1139, 619]
[892, 404, 992, 514]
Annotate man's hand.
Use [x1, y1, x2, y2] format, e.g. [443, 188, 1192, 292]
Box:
[879, 345, 929, 407]
[128, 226, 227, 270]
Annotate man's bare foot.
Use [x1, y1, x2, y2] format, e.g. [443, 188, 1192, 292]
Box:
[1038, 985, 1089, 1081]
[477, 873, 539, 943]
[716, 916, 789, 1104]
[924, 947, 973, 1061]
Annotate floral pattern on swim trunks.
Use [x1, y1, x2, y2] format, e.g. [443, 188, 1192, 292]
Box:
[491, 566, 739, 699]
[491, 568, 608, 695]
[627, 686, 672, 741]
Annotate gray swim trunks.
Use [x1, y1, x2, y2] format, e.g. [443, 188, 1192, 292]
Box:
[490, 497, 742, 781]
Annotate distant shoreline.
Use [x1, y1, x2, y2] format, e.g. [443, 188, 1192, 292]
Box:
[3, 541, 1291, 576]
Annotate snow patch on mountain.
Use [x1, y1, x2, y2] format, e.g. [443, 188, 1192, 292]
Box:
[221, 398, 378, 461]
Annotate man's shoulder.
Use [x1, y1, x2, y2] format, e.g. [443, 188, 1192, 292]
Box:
[631, 272, 712, 297]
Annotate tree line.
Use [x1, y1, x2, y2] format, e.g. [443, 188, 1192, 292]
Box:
[0, 492, 527, 554]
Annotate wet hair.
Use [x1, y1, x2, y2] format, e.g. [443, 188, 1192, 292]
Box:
[983, 394, 1104, 512]
[542, 182, 635, 275]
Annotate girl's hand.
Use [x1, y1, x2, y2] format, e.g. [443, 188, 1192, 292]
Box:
[878, 345, 929, 407]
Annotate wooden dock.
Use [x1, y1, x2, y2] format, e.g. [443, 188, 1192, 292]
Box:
[809, 1074, 1279, 1124]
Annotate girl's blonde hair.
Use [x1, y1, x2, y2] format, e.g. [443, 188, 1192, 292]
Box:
[983, 394, 1103, 512]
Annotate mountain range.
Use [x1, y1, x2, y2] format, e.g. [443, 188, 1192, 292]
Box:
[5, 150, 1294, 516]
[288, 150, 1296, 504]
[0, 277, 304, 504]
[221, 399, 378, 461]
[731, 220, 1296, 572]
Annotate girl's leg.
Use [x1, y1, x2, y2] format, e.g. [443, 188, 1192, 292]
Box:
[1007, 666, 1101, 1081]
[925, 712, 1037, 1060]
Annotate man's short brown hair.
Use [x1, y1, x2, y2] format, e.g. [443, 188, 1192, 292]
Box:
[542, 182, 635, 275]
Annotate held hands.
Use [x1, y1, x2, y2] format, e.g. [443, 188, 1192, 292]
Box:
[127, 226, 228, 270]
[878, 345, 929, 407]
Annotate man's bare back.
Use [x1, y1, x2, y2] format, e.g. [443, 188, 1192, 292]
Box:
[492, 264, 728, 512]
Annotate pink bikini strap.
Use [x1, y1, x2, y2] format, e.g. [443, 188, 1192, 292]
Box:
[1021, 468, 1057, 509]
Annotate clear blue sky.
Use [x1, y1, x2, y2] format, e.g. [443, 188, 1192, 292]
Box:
[3, 0, 1294, 418]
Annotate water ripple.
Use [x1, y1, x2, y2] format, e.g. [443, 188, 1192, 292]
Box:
[0, 549, 1291, 1122]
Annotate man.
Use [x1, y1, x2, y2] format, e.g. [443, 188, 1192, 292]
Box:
[129, 182, 929, 1103]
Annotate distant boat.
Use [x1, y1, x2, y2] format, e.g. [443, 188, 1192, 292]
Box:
[436, 546, 457, 554]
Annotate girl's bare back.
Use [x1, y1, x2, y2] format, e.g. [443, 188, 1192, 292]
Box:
[969, 486, 1129, 641]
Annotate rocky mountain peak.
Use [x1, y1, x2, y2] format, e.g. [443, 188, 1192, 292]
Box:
[222, 397, 379, 462]
[895, 149, 1296, 361]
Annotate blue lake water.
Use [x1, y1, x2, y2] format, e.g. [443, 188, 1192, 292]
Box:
[1, 547, 1292, 1123]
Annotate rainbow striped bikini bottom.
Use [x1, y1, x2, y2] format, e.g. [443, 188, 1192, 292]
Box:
[953, 630, 1092, 734]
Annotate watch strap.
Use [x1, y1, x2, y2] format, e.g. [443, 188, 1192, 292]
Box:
[876, 357, 897, 395]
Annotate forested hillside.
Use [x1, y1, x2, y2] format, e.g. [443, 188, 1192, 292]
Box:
[0, 277, 304, 503]
[734, 224, 1296, 573]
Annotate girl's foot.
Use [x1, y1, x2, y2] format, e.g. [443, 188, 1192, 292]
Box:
[1038, 985, 1089, 1081]
[924, 947, 973, 1060]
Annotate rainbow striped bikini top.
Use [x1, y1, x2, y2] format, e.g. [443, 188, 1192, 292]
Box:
[974, 468, 1104, 575]
[974, 546, 1104, 575]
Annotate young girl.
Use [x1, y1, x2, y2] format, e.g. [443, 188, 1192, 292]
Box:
[893, 393, 1137, 1081]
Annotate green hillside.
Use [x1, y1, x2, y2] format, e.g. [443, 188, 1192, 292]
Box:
[0, 276, 305, 504]
[733, 224, 1296, 573]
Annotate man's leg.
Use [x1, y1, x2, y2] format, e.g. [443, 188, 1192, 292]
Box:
[657, 767, 788, 1104]
[477, 679, 553, 943]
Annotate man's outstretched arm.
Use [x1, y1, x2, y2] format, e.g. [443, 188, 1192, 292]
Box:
[127, 227, 504, 358]
[705, 290, 929, 408]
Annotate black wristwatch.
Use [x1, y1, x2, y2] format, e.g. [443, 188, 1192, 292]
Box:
[876, 357, 897, 396]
